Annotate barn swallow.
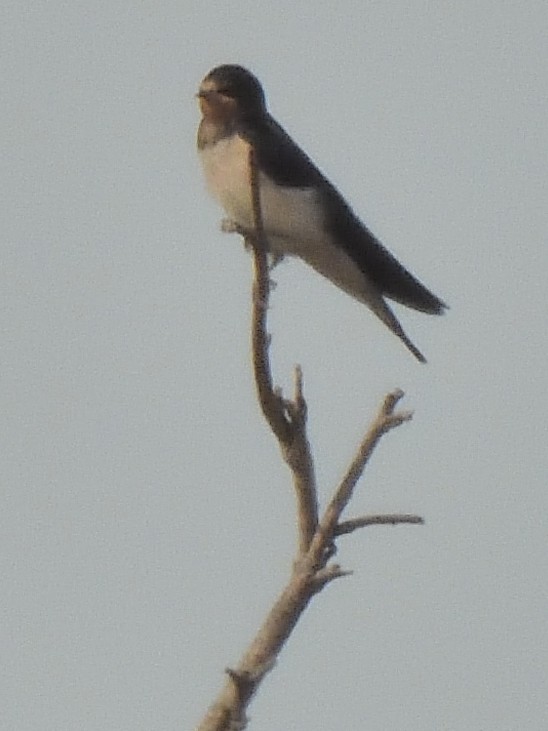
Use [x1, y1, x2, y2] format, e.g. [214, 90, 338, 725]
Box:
[196, 64, 447, 362]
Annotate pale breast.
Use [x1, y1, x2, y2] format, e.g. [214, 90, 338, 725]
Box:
[199, 135, 253, 226]
[199, 136, 374, 306]
[199, 134, 326, 247]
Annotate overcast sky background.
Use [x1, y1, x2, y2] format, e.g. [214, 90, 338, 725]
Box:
[2, 2, 548, 730]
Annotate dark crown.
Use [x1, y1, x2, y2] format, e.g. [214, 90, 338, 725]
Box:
[203, 65, 266, 111]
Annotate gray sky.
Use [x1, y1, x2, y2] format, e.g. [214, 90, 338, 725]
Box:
[2, 2, 548, 729]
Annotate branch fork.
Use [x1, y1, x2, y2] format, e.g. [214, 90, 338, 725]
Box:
[196, 149, 424, 731]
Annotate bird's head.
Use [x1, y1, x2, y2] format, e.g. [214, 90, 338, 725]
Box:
[196, 65, 266, 121]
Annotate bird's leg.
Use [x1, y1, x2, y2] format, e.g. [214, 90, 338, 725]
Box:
[220, 218, 281, 289]
[221, 218, 282, 266]
[220, 218, 257, 254]
[220, 218, 247, 236]
[267, 252, 285, 271]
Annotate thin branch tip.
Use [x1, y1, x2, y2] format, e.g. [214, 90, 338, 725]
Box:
[384, 409, 413, 428]
[384, 388, 405, 410]
[335, 513, 425, 536]
[313, 564, 354, 590]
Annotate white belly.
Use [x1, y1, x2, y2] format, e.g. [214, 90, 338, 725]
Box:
[199, 135, 373, 305]
[199, 135, 325, 246]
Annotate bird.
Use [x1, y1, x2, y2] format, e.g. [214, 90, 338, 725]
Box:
[196, 64, 447, 362]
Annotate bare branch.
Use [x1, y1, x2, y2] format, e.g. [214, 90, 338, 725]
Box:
[281, 366, 318, 553]
[311, 563, 353, 591]
[246, 150, 318, 553]
[246, 148, 291, 445]
[197, 569, 316, 731]
[308, 390, 413, 566]
[196, 152, 423, 731]
[335, 514, 424, 536]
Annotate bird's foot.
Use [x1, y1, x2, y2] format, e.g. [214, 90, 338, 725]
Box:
[268, 252, 284, 271]
[220, 218, 246, 236]
[220, 220, 282, 274]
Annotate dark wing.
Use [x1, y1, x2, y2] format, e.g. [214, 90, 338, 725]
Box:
[238, 113, 326, 187]
[240, 114, 447, 315]
[321, 195, 448, 314]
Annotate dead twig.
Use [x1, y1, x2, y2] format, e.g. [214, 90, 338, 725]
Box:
[196, 150, 423, 731]
[246, 148, 318, 554]
[335, 514, 424, 536]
